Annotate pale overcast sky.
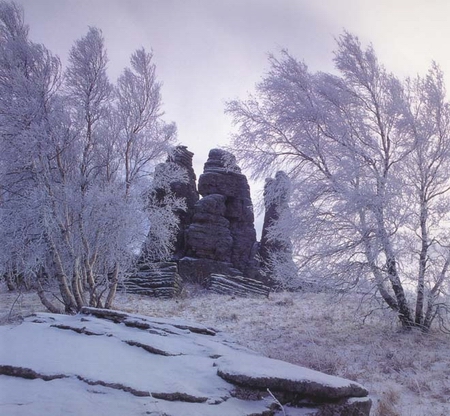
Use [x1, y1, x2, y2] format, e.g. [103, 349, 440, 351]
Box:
[14, 0, 450, 221]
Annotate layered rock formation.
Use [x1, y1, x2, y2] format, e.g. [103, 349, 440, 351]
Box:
[207, 273, 270, 297]
[127, 146, 199, 297]
[165, 146, 199, 259]
[123, 262, 182, 298]
[128, 147, 294, 297]
[199, 150, 256, 272]
[142, 145, 199, 261]
[182, 149, 260, 282]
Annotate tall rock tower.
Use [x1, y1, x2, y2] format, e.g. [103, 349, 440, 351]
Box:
[180, 149, 260, 282]
[165, 146, 199, 259]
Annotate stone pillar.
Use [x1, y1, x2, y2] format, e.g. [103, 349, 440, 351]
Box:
[260, 171, 297, 287]
[165, 146, 199, 259]
[184, 149, 259, 279]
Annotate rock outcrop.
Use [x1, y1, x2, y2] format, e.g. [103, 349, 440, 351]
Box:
[185, 193, 232, 262]
[0, 310, 372, 415]
[142, 145, 199, 262]
[124, 262, 182, 298]
[183, 149, 260, 281]
[128, 146, 199, 297]
[207, 273, 270, 297]
[132, 148, 297, 297]
[260, 171, 292, 261]
[260, 171, 298, 288]
[165, 146, 199, 259]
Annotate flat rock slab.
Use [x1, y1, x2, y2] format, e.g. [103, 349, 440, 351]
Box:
[0, 308, 371, 415]
[217, 354, 368, 399]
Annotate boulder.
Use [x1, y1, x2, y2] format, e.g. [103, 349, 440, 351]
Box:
[216, 354, 368, 399]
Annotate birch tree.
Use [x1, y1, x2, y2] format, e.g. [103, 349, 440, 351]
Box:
[0, 1, 179, 313]
[0, 1, 61, 295]
[226, 32, 450, 330]
[116, 48, 176, 196]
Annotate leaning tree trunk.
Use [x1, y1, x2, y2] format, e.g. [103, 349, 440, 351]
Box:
[46, 234, 78, 314]
[105, 263, 119, 309]
[422, 256, 450, 330]
[373, 201, 414, 328]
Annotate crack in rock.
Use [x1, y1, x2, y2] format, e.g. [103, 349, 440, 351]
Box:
[123, 340, 181, 356]
[0, 365, 212, 404]
[81, 306, 216, 336]
[50, 324, 103, 336]
[170, 323, 216, 336]
[151, 391, 208, 403]
[76, 376, 151, 397]
[0, 365, 67, 381]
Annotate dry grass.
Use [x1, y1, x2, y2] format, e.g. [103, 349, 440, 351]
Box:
[2, 282, 450, 415]
[373, 383, 402, 416]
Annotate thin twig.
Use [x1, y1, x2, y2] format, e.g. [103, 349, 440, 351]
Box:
[267, 388, 286, 416]
[8, 290, 23, 321]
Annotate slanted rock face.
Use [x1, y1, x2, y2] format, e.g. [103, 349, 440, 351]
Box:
[187, 149, 258, 277]
[207, 274, 270, 297]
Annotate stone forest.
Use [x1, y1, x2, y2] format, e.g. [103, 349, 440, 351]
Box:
[125, 145, 295, 298]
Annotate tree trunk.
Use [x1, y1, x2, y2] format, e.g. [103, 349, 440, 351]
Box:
[374, 204, 413, 328]
[36, 278, 62, 314]
[5, 271, 16, 291]
[360, 210, 400, 313]
[105, 263, 119, 309]
[85, 260, 100, 307]
[46, 234, 78, 313]
[72, 257, 86, 309]
[415, 203, 428, 326]
[423, 255, 450, 330]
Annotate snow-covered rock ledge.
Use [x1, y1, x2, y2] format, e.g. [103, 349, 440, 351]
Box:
[0, 308, 371, 415]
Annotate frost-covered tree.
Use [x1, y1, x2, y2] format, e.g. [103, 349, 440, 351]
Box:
[0, 1, 178, 313]
[65, 26, 114, 189]
[141, 156, 188, 262]
[226, 32, 450, 330]
[0, 1, 62, 294]
[116, 47, 176, 196]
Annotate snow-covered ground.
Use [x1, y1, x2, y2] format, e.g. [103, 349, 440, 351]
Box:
[2, 283, 450, 415]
